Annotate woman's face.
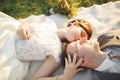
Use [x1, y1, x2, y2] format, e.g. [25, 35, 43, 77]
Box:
[66, 25, 88, 42]
[66, 40, 100, 67]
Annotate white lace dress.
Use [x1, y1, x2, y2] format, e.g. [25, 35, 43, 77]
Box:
[15, 20, 62, 62]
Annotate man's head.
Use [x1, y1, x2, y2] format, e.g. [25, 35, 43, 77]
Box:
[65, 40, 103, 69]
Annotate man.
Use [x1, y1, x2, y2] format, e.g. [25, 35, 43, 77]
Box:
[65, 29, 120, 80]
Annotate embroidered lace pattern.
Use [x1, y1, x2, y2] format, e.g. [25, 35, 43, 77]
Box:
[15, 22, 62, 62]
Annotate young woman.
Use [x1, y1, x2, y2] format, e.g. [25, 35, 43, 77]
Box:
[15, 18, 92, 80]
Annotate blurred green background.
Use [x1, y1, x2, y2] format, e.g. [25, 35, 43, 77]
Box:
[0, 0, 119, 19]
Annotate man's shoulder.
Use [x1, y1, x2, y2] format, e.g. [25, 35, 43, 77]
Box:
[98, 29, 120, 49]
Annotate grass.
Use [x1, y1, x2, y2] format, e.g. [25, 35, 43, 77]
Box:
[0, 0, 119, 19]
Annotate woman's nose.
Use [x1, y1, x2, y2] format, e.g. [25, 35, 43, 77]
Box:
[80, 40, 87, 45]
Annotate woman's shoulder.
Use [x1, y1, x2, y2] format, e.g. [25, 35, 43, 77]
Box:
[28, 17, 58, 32]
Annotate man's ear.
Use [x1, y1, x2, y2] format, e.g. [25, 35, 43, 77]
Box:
[80, 59, 88, 67]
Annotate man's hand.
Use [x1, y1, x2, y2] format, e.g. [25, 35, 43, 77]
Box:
[63, 53, 84, 80]
[17, 22, 30, 39]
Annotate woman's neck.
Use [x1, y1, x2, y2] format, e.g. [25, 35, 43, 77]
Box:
[56, 28, 68, 41]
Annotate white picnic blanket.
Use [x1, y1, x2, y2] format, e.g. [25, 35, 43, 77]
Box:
[48, 1, 120, 40]
[0, 1, 120, 80]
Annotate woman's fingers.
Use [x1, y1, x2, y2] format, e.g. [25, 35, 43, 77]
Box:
[67, 53, 83, 68]
[25, 29, 30, 39]
[67, 52, 77, 64]
[73, 53, 77, 64]
[23, 27, 30, 39]
[76, 68, 84, 73]
[76, 57, 83, 67]
[65, 58, 68, 66]
[27, 29, 30, 38]
[67, 53, 72, 63]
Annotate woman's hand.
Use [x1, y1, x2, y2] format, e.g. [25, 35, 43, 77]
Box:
[63, 53, 84, 80]
[17, 22, 30, 39]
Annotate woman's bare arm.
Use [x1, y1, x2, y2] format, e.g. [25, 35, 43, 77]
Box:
[33, 53, 83, 80]
[33, 55, 60, 80]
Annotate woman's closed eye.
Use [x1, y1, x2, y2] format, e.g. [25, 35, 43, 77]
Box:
[81, 31, 85, 37]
